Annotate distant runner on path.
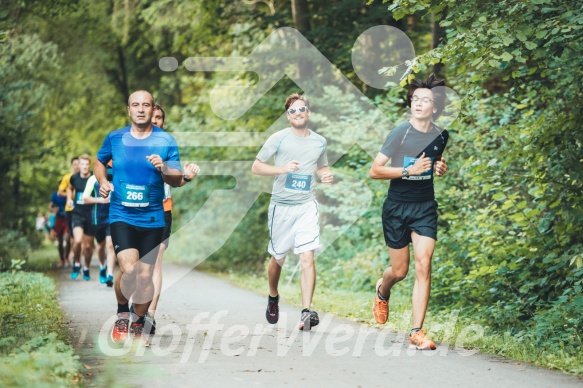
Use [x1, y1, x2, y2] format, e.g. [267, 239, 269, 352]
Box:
[82, 163, 114, 286]
[58, 156, 79, 266]
[67, 154, 95, 281]
[50, 182, 69, 267]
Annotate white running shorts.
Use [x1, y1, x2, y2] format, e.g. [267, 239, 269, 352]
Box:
[267, 201, 322, 260]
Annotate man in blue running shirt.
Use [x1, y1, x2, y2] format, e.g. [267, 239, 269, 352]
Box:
[94, 90, 191, 343]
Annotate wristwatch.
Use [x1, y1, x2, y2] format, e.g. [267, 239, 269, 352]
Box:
[402, 167, 409, 178]
[183, 175, 192, 182]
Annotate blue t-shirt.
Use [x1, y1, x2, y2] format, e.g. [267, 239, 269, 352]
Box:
[96, 125, 181, 228]
[50, 192, 67, 219]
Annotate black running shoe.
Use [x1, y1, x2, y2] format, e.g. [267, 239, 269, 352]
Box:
[266, 295, 279, 324]
[299, 310, 320, 331]
[144, 312, 156, 335]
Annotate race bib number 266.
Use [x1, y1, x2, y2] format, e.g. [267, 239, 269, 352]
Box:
[121, 183, 150, 207]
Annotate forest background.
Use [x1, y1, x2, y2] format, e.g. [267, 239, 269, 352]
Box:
[1, 0, 582, 378]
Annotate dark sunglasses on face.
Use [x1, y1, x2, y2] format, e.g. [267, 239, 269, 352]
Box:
[287, 106, 309, 115]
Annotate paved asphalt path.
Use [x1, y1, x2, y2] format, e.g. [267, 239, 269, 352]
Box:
[56, 262, 583, 387]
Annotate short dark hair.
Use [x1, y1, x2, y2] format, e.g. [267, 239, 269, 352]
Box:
[154, 104, 165, 122]
[285, 93, 309, 111]
[70, 156, 79, 164]
[406, 74, 446, 117]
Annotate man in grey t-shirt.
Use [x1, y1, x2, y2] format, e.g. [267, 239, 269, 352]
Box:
[252, 93, 333, 331]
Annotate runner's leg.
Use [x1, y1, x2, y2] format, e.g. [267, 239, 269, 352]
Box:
[149, 241, 166, 312]
[268, 256, 283, 297]
[82, 233, 94, 269]
[379, 246, 410, 297]
[299, 250, 316, 309]
[410, 232, 434, 329]
[105, 236, 115, 276]
[72, 226, 84, 265]
[115, 249, 140, 305]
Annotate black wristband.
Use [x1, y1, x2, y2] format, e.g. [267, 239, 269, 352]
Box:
[183, 175, 192, 182]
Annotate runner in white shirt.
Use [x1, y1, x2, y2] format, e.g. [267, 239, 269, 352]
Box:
[252, 93, 333, 331]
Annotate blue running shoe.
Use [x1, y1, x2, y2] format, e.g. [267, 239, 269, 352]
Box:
[71, 264, 81, 280]
[105, 274, 114, 287]
[99, 266, 107, 284]
[83, 268, 90, 281]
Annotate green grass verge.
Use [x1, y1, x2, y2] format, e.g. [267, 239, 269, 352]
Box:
[24, 241, 63, 272]
[227, 272, 583, 376]
[0, 269, 82, 386]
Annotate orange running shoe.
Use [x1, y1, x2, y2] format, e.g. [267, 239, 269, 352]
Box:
[408, 329, 436, 350]
[111, 312, 130, 344]
[373, 278, 389, 324]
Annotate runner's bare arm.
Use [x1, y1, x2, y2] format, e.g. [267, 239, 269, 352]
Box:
[66, 184, 74, 208]
[370, 153, 402, 180]
[434, 155, 448, 177]
[94, 158, 113, 198]
[370, 152, 432, 179]
[83, 195, 109, 205]
[252, 159, 299, 176]
[145, 154, 182, 187]
[161, 167, 183, 187]
[316, 166, 334, 183]
[178, 162, 200, 186]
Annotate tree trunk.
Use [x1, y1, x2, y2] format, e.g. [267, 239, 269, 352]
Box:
[431, 12, 447, 78]
[291, 0, 312, 80]
[117, 45, 129, 103]
[291, 0, 311, 34]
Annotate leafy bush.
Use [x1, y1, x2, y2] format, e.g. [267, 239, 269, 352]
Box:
[0, 334, 80, 387]
[0, 271, 81, 386]
[0, 230, 31, 272]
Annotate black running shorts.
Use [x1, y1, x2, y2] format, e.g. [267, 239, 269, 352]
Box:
[94, 224, 111, 244]
[110, 222, 164, 264]
[66, 211, 73, 235]
[161, 211, 172, 247]
[382, 199, 438, 249]
[71, 213, 95, 236]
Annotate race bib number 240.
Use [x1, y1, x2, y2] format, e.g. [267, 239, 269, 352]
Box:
[285, 173, 312, 194]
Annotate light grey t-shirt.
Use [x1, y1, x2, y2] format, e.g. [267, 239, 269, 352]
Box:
[256, 128, 329, 206]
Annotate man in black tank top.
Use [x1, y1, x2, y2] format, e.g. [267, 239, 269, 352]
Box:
[370, 74, 449, 350]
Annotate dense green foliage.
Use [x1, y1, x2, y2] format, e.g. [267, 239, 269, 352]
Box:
[1, 0, 581, 372]
[0, 271, 81, 386]
[378, 0, 583, 355]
